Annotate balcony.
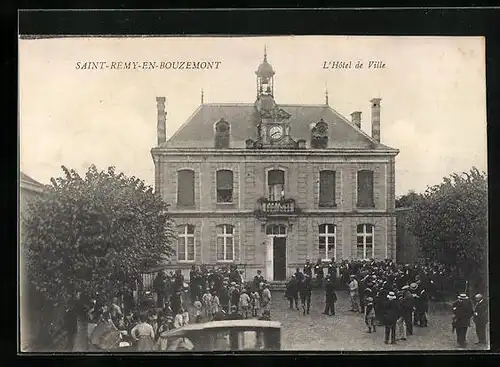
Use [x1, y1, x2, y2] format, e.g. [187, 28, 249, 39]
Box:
[256, 197, 299, 216]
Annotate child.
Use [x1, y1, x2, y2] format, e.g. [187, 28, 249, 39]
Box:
[239, 289, 251, 319]
[364, 297, 376, 333]
[182, 308, 190, 326]
[156, 317, 170, 351]
[193, 299, 202, 323]
[210, 290, 220, 319]
[251, 290, 260, 317]
[202, 288, 213, 318]
[173, 309, 184, 329]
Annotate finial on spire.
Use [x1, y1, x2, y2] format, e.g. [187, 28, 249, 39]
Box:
[325, 80, 329, 105]
[201, 88, 204, 104]
[264, 45, 267, 61]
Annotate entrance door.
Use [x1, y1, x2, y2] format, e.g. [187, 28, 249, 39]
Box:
[273, 237, 287, 281]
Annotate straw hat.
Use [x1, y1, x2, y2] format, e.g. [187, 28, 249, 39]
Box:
[458, 293, 468, 300]
[410, 283, 418, 290]
[401, 285, 410, 291]
[387, 291, 396, 300]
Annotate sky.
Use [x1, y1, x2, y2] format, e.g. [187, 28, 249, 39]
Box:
[19, 36, 487, 196]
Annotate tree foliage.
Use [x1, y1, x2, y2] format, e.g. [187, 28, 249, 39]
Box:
[407, 167, 488, 289]
[23, 165, 176, 306]
[396, 190, 423, 208]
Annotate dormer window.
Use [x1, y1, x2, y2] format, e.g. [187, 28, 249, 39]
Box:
[214, 119, 230, 148]
[311, 119, 329, 149]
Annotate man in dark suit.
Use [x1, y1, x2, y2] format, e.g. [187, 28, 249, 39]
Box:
[452, 294, 474, 348]
[314, 258, 325, 288]
[400, 285, 415, 336]
[323, 275, 337, 316]
[383, 291, 400, 344]
[327, 257, 336, 277]
[285, 275, 299, 310]
[299, 275, 312, 315]
[303, 257, 313, 278]
[473, 293, 488, 345]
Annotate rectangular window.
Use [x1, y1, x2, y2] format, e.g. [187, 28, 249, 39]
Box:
[216, 225, 234, 261]
[268, 170, 285, 201]
[357, 170, 374, 208]
[356, 224, 374, 260]
[178, 224, 195, 262]
[216, 170, 233, 203]
[319, 224, 336, 260]
[177, 170, 195, 207]
[319, 170, 336, 207]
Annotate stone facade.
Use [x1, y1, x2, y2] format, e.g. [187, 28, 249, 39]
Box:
[153, 152, 397, 280]
[151, 52, 398, 281]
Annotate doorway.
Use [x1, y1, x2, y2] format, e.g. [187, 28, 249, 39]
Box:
[273, 237, 287, 281]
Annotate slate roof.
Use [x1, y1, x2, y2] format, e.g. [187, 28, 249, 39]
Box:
[163, 102, 397, 151]
[20, 172, 44, 187]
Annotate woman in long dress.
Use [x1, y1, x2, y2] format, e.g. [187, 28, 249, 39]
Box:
[156, 318, 170, 351]
[131, 313, 156, 352]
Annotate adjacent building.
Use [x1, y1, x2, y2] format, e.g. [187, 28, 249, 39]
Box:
[19, 172, 46, 351]
[151, 51, 399, 281]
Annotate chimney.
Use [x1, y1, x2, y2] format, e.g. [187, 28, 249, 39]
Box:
[350, 111, 362, 129]
[370, 98, 381, 142]
[156, 97, 166, 145]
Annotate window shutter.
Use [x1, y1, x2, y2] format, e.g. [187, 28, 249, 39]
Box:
[177, 170, 195, 207]
[357, 170, 374, 207]
[216, 170, 233, 190]
[319, 170, 336, 206]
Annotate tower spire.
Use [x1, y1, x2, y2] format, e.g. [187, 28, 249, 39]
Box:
[325, 80, 329, 105]
[264, 45, 267, 61]
[201, 88, 204, 104]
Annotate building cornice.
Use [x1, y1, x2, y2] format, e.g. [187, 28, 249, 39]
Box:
[151, 148, 399, 157]
[167, 210, 396, 218]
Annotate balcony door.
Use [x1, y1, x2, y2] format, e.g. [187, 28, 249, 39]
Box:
[268, 169, 285, 201]
[266, 224, 287, 281]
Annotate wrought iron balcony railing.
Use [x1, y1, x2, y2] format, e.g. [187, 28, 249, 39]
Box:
[257, 198, 297, 214]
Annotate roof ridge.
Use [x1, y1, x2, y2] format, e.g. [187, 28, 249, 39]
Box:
[325, 106, 384, 146]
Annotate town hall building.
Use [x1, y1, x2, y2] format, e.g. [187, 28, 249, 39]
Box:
[151, 50, 399, 281]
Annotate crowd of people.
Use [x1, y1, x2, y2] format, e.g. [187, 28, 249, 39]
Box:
[75, 265, 275, 351]
[283, 257, 489, 348]
[69, 259, 488, 351]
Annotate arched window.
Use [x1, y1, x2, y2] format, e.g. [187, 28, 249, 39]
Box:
[319, 224, 336, 260]
[177, 169, 195, 207]
[178, 224, 195, 261]
[357, 170, 374, 208]
[267, 169, 285, 201]
[216, 224, 234, 261]
[319, 170, 336, 207]
[216, 170, 233, 203]
[356, 224, 374, 259]
[215, 119, 230, 148]
[311, 119, 329, 149]
[265, 224, 287, 236]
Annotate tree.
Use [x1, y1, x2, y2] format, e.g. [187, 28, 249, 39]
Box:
[396, 190, 423, 208]
[408, 167, 488, 294]
[23, 164, 176, 315]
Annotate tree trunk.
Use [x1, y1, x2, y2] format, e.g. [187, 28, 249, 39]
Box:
[72, 316, 89, 352]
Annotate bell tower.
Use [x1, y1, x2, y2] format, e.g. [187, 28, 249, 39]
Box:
[252, 47, 294, 148]
[255, 46, 277, 114]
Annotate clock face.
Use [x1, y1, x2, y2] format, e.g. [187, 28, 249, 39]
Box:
[269, 125, 284, 141]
